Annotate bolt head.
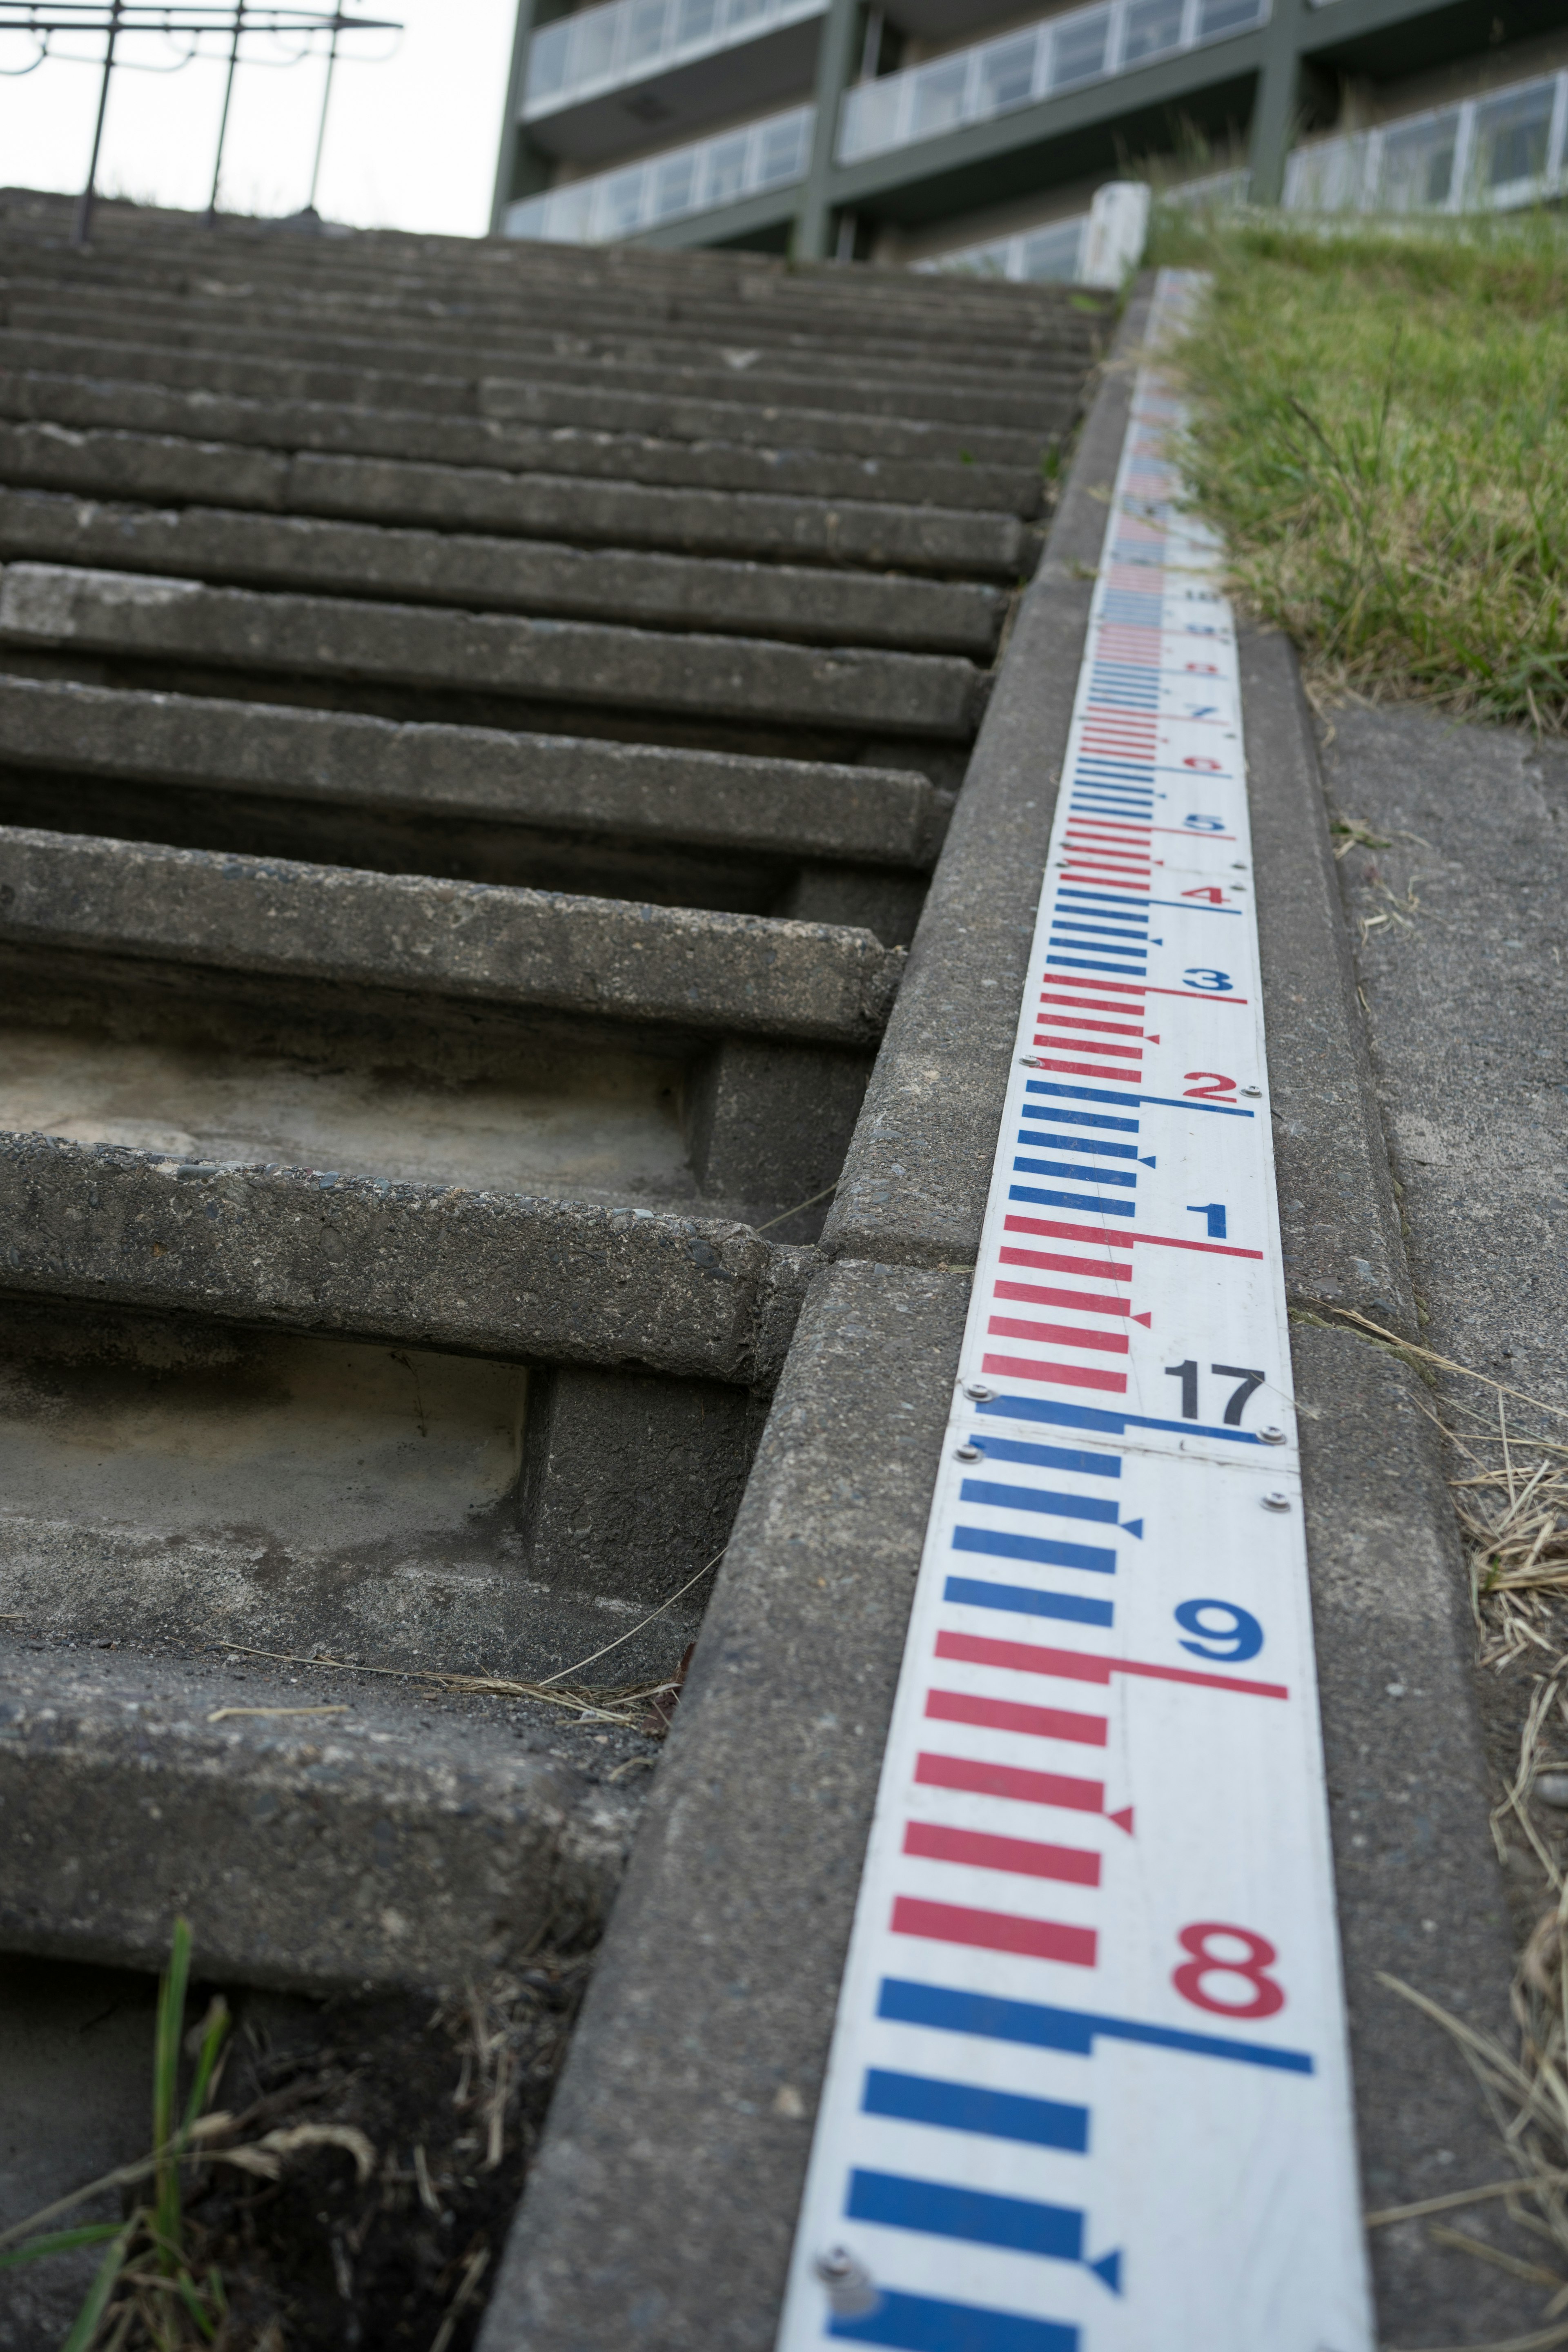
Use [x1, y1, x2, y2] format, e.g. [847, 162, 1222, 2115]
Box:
[1241, 1085, 1262, 1097]
[1262, 1489, 1292, 1512]
[964, 1383, 995, 1403]
[954, 1443, 982, 1461]
[1258, 1424, 1288, 1445]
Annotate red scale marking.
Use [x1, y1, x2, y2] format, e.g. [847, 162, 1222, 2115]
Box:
[904, 1822, 1101, 1887]
[981, 1356, 1129, 1392]
[891, 1898, 1097, 1969]
[926, 1688, 1107, 1746]
[987, 1317, 1129, 1356]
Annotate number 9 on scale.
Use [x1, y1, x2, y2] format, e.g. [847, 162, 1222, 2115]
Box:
[1174, 1599, 1263, 1662]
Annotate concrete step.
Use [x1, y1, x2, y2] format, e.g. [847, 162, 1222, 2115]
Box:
[0, 327, 1057, 466]
[0, 489, 1007, 655]
[0, 198, 1108, 339]
[0, 824, 903, 1049]
[0, 264, 1102, 382]
[0, 672, 944, 875]
[0, 422, 1031, 580]
[0, 560, 984, 738]
[2, 294, 1076, 432]
[0, 187, 1102, 2297]
[0, 365, 1044, 516]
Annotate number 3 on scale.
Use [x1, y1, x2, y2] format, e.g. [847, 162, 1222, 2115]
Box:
[1173, 1924, 1285, 2020]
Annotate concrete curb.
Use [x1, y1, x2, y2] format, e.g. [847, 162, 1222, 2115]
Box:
[1245, 628, 1529, 2340]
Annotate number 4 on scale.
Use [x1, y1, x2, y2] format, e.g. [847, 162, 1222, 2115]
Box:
[1164, 1362, 1265, 1424]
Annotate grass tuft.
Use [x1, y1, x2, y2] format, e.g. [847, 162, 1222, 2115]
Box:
[1146, 207, 1568, 733]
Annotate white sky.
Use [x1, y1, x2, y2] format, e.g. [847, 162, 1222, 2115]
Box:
[0, 2, 519, 238]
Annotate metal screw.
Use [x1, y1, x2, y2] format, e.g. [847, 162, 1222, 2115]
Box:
[954, 1443, 982, 1461]
[814, 2247, 878, 2319]
[1258, 1424, 1287, 1445]
[1240, 1084, 1262, 1097]
[1262, 1489, 1292, 1512]
[1020, 1056, 1042, 1068]
[965, 1382, 996, 1402]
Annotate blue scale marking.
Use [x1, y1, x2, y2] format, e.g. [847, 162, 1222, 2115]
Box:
[1028, 1080, 1254, 1119]
[943, 1575, 1114, 1627]
[862, 2071, 1089, 2153]
[1016, 1131, 1139, 1160]
[1009, 1186, 1137, 1216]
[1012, 1158, 1138, 1187]
[959, 1479, 1119, 1525]
[965, 1438, 1120, 1477]
[977, 1395, 1261, 1446]
[1042, 958, 1148, 977]
[1021, 1095, 1140, 1129]
[952, 1528, 1117, 1576]
[876, 1980, 1315, 2076]
[846, 2172, 1103, 2276]
[829, 2287, 1078, 2352]
[862, 2071, 1089, 2156]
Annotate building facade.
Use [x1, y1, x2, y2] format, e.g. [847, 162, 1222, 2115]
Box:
[490, 0, 1568, 276]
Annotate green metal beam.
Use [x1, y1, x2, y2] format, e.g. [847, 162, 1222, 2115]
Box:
[1248, 0, 1309, 201]
[794, 0, 864, 260]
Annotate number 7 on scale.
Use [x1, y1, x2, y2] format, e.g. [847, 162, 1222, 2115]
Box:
[1164, 1362, 1266, 1424]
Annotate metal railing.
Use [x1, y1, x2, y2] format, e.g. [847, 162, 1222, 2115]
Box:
[505, 101, 813, 242]
[1283, 67, 1568, 215]
[523, 0, 824, 122]
[836, 0, 1268, 167]
[915, 180, 1150, 290]
[0, 6, 399, 243]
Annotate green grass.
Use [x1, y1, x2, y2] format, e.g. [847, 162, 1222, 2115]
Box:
[1145, 208, 1568, 732]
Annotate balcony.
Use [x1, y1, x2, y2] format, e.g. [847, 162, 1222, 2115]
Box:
[505, 102, 814, 242]
[916, 180, 1151, 288]
[523, 0, 827, 165]
[1283, 67, 1568, 214]
[837, 0, 1270, 167]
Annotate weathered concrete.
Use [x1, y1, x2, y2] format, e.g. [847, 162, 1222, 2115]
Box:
[1294, 1321, 1540, 2342]
[0, 1952, 157, 2350]
[0, 1641, 640, 1993]
[0, 487, 1007, 656]
[1324, 706, 1568, 1413]
[0, 673, 942, 873]
[0, 561, 984, 737]
[480, 1256, 971, 2352]
[0, 423, 1030, 578]
[0, 826, 905, 1049]
[0, 368, 1043, 516]
[1, 295, 1080, 436]
[1244, 633, 1417, 1335]
[0, 328, 1052, 468]
[0, 1134, 816, 1386]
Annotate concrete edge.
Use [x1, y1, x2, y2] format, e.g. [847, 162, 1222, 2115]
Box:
[1245, 633, 1526, 2340]
[820, 276, 1156, 1270]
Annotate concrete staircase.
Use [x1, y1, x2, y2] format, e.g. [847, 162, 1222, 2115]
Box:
[0, 189, 1104, 2009]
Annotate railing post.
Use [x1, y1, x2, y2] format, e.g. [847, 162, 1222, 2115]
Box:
[306, 13, 341, 213]
[207, 0, 247, 225]
[793, 0, 862, 262]
[72, 0, 122, 249]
